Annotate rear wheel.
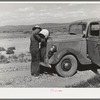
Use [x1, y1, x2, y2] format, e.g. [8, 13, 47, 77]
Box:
[55, 55, 78, 77]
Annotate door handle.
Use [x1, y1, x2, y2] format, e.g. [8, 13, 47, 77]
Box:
[95, 43, 100, 48]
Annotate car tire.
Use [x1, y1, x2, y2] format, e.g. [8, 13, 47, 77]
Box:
[55, 54, 78, 77]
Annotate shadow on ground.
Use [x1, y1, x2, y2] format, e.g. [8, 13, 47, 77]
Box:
[40, 64, 100, 77]
[78, 64, 100, 75]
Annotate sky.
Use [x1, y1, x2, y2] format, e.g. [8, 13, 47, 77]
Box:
[0, 2, 100, 26]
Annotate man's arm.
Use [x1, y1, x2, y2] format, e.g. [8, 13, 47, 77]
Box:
[34, 34, 45, 42]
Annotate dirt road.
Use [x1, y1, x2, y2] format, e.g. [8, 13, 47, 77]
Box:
[0, 62, 99, 87]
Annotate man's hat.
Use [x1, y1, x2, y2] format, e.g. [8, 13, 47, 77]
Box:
[35, 25, 40, 28]
[32, 25, 41, 31]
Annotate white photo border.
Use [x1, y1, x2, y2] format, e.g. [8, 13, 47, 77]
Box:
[0, 1, 100, 99]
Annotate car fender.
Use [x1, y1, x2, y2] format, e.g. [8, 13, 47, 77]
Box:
[49, 48, 91, 65]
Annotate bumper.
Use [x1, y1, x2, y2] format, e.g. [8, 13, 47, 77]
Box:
[39, 54, 55, 68]
[40, 62, 51, 68]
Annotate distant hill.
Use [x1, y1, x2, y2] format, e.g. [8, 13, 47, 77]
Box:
[0, 23, 70, 34]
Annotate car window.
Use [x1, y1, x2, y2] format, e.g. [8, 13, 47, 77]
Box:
[89, 23, 99, 37]
[69, 23, 86, 35]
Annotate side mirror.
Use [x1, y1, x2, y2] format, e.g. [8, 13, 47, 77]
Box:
[82, 31, 86, 38]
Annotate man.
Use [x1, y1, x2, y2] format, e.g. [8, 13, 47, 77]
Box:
[30, 25, 44, 76]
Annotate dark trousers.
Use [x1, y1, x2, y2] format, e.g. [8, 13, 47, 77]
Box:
[40, 46, 46, 62]
[30, 49, 40, 75]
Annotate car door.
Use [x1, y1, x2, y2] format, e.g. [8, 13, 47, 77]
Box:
[87, 22, 100, 66]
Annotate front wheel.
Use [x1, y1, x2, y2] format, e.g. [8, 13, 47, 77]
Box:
[55, 55, 78, 77]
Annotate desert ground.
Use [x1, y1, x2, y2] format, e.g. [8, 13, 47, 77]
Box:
[0, 33, 100, 88]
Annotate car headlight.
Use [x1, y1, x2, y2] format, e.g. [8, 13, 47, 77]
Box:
[48, 45, 57, 58]
[50, 45, 57, 52]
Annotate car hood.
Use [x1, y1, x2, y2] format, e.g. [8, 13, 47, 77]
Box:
[48, 34, 83, 43]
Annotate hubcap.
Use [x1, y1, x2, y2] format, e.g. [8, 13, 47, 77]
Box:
[61, 59, 72, 71]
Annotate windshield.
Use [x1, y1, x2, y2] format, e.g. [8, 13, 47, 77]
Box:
[69, 23, 87, 35]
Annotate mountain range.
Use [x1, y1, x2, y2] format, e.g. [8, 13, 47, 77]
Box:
[0, 23, 69, 34]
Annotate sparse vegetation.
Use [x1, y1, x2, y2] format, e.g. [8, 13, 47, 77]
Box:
[18, 53, 27, 62]
[8, 55, 18, 62]
[0, 55, 8, 63]
[0, 53, 31, 63]
[0, 44, 31, 63]
[0, 47, 6, 51]
[6, 49, 14, 55]
[65, 75, 100, 88]
[6, 47, 16, 56]
[7, 47, 16, 51]
[23, 31, 32, 34]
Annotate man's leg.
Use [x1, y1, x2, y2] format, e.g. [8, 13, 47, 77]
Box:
[31, 49, 40, 76]
[40, 46, 46, 62]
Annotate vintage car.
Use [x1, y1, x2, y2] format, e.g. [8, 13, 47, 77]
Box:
[40, 18, 100, 77]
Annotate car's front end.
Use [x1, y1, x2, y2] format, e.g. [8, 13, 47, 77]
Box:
[40, 34, 84, 68]
[40, 19, 100, 77]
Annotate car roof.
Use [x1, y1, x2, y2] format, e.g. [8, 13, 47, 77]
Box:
[70, 18, 100, 25]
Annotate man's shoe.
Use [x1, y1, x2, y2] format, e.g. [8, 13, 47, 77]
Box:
[40, 62, 51, 68]
[33, 73, 39, 77]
